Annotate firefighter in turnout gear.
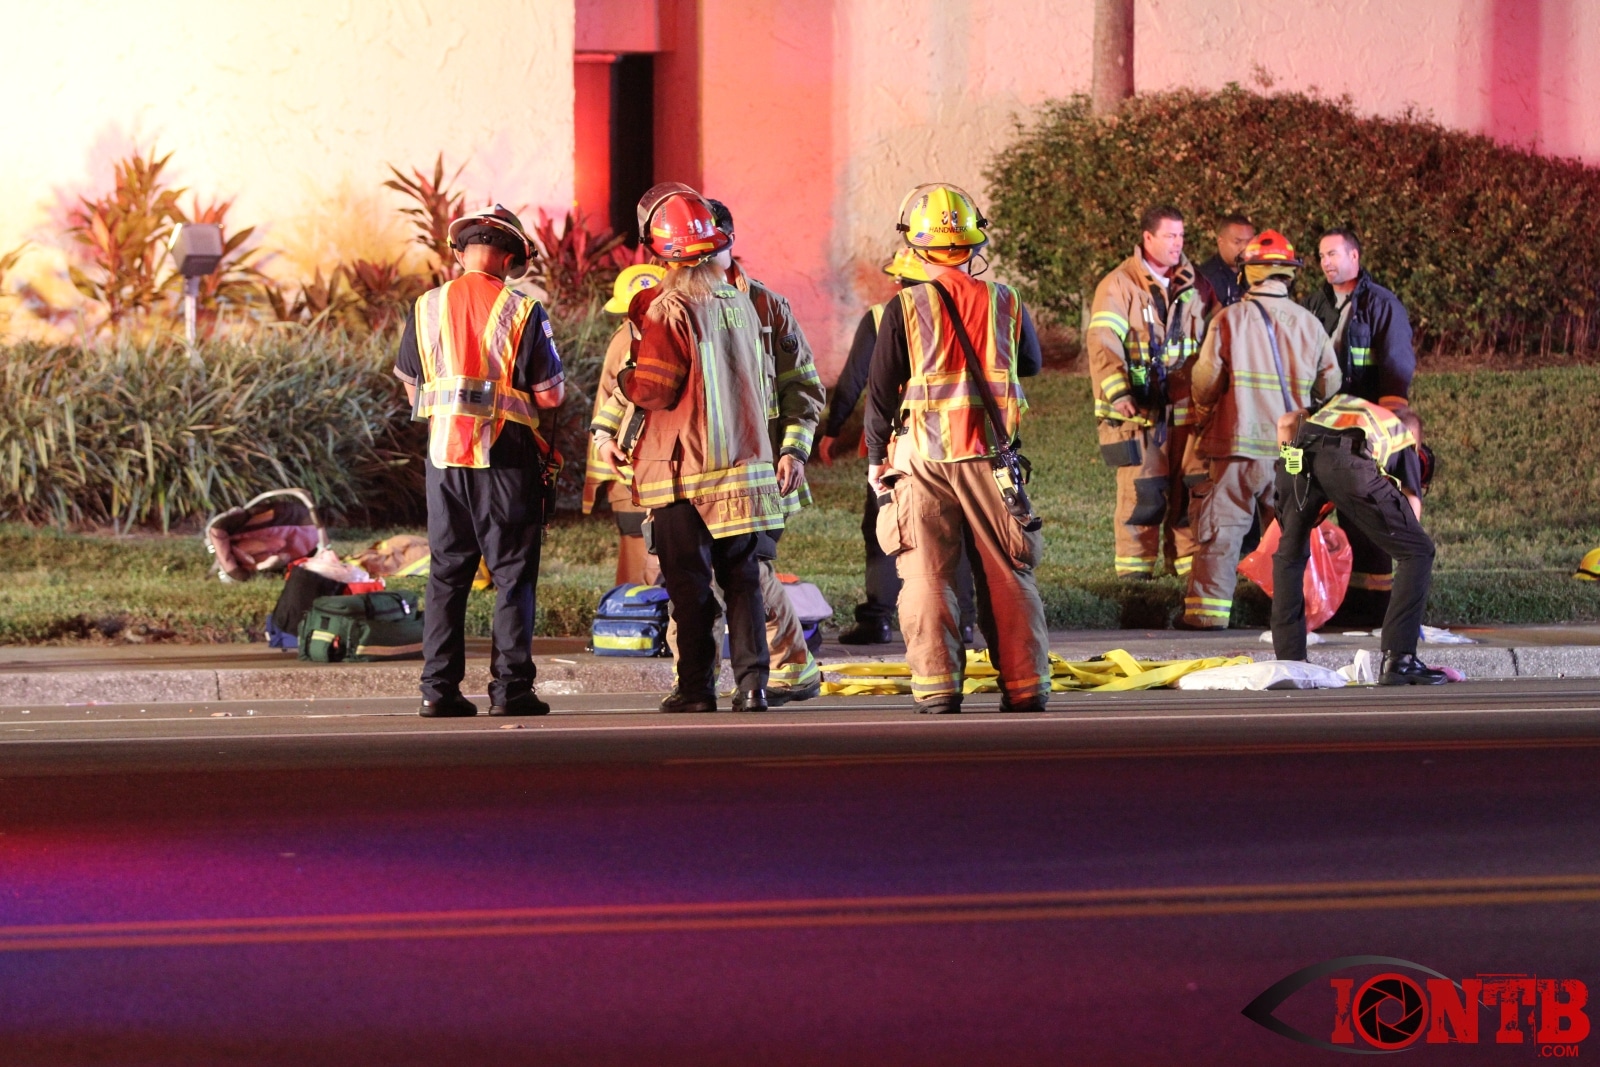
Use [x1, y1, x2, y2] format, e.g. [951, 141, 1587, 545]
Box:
[393, 204, 566, 718]
[1087, 206, 1208, 580]
[619, 184, 780, 713]
[586, 264, 665, 587]
[702, 198, 827, 702]
[1271, 396, 1444, 685]
[591, 199, 829, 704]
[865, 183, 1049, 715]
[1304, 227, 1418, 625]
[818, 248, 980, 647]
[1182, 230, 1341, 629]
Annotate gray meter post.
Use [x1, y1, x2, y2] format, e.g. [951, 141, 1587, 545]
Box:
[168, 223, 223, 357]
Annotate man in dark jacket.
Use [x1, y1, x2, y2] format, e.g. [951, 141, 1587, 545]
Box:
[818, 249, 978, 646]
[1303, 227, 1418, 626]
[1194, 214, 1254, 314]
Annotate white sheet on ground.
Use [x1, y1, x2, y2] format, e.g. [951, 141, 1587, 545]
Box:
[1177, 660, 1347, 691]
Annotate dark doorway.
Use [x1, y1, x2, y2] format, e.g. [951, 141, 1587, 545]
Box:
[610, 54, 654, 245]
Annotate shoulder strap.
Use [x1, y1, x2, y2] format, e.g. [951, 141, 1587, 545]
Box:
[1248, 299, 1297, 412]
[929, 280, 1015, 452]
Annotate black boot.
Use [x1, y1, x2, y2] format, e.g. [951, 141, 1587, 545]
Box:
[732, 688, 769, 713]
[660, 688, 717, 713]
[768, 679, 821, 706]
[490, 692, 551, 716]
[914, 694, 962, 715]
[419, 693, 478, 718]
[1379, 652, 1448, 686]
[839, 619, 893, 645]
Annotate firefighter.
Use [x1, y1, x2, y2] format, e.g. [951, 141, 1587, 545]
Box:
[701, 198, 826, 702]
[1271, 396, 1444, 684]
[818, 248, 979, 647]
[865, 183, 1049, 714]
[1304, 227, 1417, 625]
[393, 205, 566, 718]
[592, 201, 828, 703]
[1194, 214, 1255, 313]
[1087, 206, 1208, 580]
[1182, 230, 1341, 629]
[619, 183, 780, 713]
[586, 264, 665, 587]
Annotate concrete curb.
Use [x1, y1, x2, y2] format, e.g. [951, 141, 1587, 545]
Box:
[3, 643, 1600, 708]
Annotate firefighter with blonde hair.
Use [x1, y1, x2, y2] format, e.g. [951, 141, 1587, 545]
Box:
[618, 184, 780, 713]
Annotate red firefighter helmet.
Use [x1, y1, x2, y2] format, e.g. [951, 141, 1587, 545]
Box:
[1240, 229, 1302, 267]
[636, 182, 729, 263]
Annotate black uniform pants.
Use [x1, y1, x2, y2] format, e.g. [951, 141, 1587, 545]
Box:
[653, 501, 768, 695]
[1270, 432, 1434, 661]
[857, 485, 977, 631]
[422, 461, 543, 704]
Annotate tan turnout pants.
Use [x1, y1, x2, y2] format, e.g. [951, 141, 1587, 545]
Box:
[1112, 422, 1199, 578]
[609, 483, 660, 587]
[665, 558, 818, 690]
[881, 449, 1050, 708]
[1183, 455, 1277, 628]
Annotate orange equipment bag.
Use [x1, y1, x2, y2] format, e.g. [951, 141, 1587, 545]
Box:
[1237, 519, 1353, 632]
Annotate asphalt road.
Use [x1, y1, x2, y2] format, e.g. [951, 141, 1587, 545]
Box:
[3, 681, 1600, 1065]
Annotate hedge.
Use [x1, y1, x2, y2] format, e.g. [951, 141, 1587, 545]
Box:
[986, 87, 1600, 357]
[0, 301, 616, 531]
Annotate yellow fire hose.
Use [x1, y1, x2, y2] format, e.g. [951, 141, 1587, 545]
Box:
[820, 648, 1252, 696]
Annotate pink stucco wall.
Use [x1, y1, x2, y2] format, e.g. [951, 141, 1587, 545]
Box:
[699, 0, 836, 355]
[691, 0, 1600, 385]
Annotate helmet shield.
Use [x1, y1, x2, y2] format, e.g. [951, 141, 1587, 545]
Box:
[636, 182, 703, 242]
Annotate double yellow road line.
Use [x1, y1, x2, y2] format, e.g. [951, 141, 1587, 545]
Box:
[4, 874, 1597, 953]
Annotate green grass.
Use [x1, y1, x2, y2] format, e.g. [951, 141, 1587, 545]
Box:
[3, 366, 1599, 643]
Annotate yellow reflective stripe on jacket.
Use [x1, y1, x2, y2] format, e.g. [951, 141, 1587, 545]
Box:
[898, 281, 1027, 462]
[1307, 394, 1414, 471]
[413, 376, 537, 429]
[1089, 310, 1130, 340]
[414, 278, 539, 469]
[1231, 369, 1304, 393]
[1349, 346, 1372, 368]
[633, 462, 779, 509]
[780, 423, 814, 455]
[1095, 398, 1155, 425]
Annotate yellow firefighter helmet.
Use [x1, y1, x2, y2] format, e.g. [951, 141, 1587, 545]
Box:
[897, 183, 988, 265]
[604, 263, 666, 314]
[1576, 547, 1600, 581]
[882, 247, 930, 282]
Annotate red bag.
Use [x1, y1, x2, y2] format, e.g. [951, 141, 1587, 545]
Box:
[1237, 519, 1353, 632]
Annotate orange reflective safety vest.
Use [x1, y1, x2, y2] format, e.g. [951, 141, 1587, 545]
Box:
[897, 278, 1027, 462]
[1306, 394, 1415, 471]
[411, 272, 542, 469]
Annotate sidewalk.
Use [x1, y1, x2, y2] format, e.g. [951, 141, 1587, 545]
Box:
[1, 625, 1598, 707]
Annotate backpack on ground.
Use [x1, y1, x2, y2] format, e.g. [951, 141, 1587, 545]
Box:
[777, 575, 833, 655]
[590, 583, 670, 657]
[297, 591, 424, 663]
[267, 565, 347, 650]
